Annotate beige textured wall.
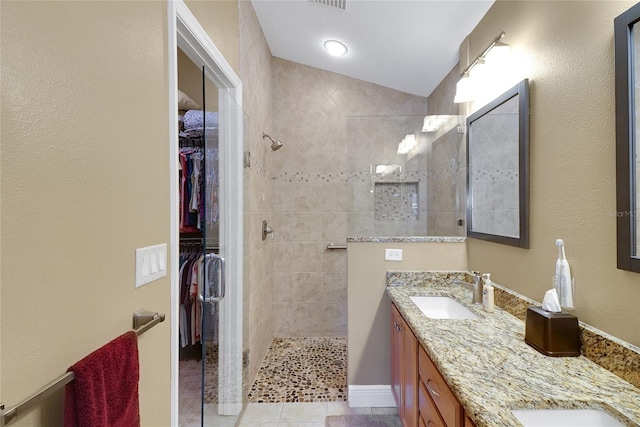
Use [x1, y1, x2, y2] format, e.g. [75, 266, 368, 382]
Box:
[347, 242, 467, 385]
[185, 0, 240, 75]
[239, 0, 275, 387]
[1, 1, 170, 425]
[271, 59, 428, 337]
[463, 1, 640, 347]
[178, 48, 205, 110]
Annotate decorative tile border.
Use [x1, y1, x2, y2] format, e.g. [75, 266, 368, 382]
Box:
[387, 270, 640, 390]
[348, 236, 466, 243]
[270, 170, 427, 183]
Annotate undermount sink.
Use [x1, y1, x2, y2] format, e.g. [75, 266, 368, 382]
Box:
[409, 296, 479, 320]
[511, 409, 625, 427]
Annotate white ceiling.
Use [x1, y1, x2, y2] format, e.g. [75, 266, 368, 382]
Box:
[251, 0, 495, 97]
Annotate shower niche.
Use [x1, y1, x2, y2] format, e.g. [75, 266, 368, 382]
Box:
[374, 182, 420, 222]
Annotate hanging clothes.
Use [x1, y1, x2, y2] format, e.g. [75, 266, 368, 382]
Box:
[205, 139, 219, 225]
[179, 245, 202, 348]
[178, 244, 220, 348]
[179, 146, 204, 233]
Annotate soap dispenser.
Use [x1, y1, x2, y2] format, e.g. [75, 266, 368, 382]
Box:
[482, 273, 494, 313]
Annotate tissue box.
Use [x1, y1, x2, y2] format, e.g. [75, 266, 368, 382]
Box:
[524, 306, 581, 357]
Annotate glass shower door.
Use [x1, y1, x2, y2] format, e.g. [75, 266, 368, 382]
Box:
[199, 68, 246, 426]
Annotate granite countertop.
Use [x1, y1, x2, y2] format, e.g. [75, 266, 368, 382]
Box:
[386, 282, 640, 427]
[347, 236, 466, 243]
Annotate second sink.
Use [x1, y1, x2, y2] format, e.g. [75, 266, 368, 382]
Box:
[511, 409, 625, 426]
[410, 296, 479, 320]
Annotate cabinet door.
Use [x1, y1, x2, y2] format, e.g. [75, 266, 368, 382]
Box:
[464, 416, 477, 427]
[391, 305, 403, 418]
[403, 317, 418, 427]
[391, 304, 418, 427]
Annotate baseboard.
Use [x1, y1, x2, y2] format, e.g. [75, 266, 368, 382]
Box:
[348, 385, 397, 407]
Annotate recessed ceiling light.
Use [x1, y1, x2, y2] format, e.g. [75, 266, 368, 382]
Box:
[324, 40, 348, 57]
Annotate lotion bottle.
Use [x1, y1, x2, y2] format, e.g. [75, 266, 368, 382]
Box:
[482, 273, 494, 313]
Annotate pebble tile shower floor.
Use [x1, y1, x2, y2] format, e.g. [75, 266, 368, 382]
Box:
[248, 337, 348, 403]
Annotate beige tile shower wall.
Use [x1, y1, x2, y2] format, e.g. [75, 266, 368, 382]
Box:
[427, 65, 466, 237]
[239, 1, 274, 387]
[427, 128, 466, 236]
[346, 116, 428, 237]
[270, 58, 427, 337]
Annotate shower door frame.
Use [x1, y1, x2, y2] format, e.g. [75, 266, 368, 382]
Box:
[168, 1, 244, 424]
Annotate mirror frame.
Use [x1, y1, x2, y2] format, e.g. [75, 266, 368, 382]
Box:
[614, 4, 640, 273]
[466, 79, 530, 248]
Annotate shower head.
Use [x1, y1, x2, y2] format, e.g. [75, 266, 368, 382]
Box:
[263, 133, 283, 151]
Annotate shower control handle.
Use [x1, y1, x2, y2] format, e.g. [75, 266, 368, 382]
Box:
[262, 220, 274, 240]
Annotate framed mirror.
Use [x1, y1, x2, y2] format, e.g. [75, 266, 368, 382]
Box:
[614, 4, 640, 273]
[466, 79, 530, 248]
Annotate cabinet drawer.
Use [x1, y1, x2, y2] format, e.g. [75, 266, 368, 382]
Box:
[419, 346, 462, 427]
[419, 380, 446, 427]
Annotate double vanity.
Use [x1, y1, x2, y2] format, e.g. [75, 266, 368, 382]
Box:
[387, 271, 640, 427]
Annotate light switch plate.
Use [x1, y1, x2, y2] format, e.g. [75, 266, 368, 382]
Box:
[136, 243, 167, 287]
[385, 248, 403, 261]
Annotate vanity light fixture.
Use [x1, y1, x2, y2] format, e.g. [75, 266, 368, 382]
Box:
[324, 39, 348, 57]
[454, 31, 510, 103]
[397, 133, 417, 154]
[422, 115, 449, 132]
[375, 164, 401, 174]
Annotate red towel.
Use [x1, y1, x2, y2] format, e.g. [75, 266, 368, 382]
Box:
[64, 331, 140, 427]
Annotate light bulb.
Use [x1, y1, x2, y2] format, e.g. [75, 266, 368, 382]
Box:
[324, 40, 348, 57]
[454, 77, 475, 103]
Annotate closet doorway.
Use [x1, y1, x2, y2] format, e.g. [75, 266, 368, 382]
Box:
[171, 2, 247, 426]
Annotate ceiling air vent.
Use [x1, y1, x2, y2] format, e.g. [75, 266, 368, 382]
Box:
[312, 0, 348, 11]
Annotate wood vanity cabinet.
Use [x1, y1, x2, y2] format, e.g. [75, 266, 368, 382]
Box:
[391, 304, 418, 427]
[391, 303, 469, 427]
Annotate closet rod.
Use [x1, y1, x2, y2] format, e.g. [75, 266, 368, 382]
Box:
[0, 311, 165, 426]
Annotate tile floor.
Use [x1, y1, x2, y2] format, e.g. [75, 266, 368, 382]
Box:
[180, 337, 397, 426]
[233, 402, 397, 426]
[179, 359, 203, 426]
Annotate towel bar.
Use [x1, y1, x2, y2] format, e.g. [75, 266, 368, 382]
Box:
[0, 310, 165, 426]
[326, 243, 347, 250]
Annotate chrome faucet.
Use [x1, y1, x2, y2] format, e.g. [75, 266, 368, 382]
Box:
[454, 271, 484, 304]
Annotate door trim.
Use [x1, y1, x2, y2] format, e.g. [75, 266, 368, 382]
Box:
[168, 1, 244, 424]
